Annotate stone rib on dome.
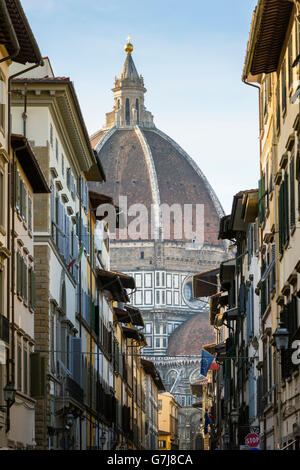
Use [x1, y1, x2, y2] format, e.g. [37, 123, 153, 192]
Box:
[120, 53, 139, 81]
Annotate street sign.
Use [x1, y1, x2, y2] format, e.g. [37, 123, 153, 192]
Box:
[245, 433, 260, 448]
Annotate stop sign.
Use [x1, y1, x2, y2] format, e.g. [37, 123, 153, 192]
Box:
[245, 433, 260, 448]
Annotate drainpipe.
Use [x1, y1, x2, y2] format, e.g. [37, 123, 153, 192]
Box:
[0, 0, 20, 398]
[7, 60, 43, 389]
[89, 204, 92, 448]
[78, 174, 82, 449]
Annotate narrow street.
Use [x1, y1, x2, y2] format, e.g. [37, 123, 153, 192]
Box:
[0, 0, 299, 454]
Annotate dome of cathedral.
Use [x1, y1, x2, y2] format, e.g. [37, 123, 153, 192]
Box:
[167, 313, 215, 356]
[90, 41, 225, 247]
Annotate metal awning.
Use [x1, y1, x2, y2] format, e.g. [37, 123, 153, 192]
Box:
[220, 258, 235, 291]
[122, 326, 147, 346]
[11, 134, 50, 194]
[113, 304, 144, 328]
[96, 269, 130, 303]
[257, 258, 275, 288]
[141, 358, 165, 391]
[125, 305, 144, 327]
[193, 267, 219, 298]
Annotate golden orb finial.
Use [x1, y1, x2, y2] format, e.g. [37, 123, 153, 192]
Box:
[125, 35, 133, 55]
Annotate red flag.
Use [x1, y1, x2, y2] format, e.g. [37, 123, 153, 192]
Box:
[209, 361, 219, 370]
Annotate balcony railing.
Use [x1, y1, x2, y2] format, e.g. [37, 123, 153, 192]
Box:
[65, 375, 84, 404]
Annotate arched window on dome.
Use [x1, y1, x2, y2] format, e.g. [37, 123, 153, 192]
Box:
[136, 98, 139, 124]
[126, 98, 130, 125]
[117, 99, 120, 109]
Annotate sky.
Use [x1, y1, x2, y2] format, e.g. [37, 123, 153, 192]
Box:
[22, 0, 259, 214]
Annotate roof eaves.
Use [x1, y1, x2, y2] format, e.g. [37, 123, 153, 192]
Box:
[6, 0, 42, 65]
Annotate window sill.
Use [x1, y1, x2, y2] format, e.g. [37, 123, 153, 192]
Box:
[262, 304, 271, 322]
[290, 225, 296, 237]
[16, 211, 22, 223]
[282, 107, 287, 121]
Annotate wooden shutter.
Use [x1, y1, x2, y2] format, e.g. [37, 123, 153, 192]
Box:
[30, 353, 46, 398]
[32, 270, 36, 309]
[17, 252, 21, 296]
[278, 183, 283, 253]
[28, 196, 32, 232]
[72, 337, 82, 385]
[290, 157, 295, 227]
[15, 168, 20, 210]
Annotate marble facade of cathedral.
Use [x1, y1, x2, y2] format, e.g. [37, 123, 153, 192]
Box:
[90, 40, 228, 408]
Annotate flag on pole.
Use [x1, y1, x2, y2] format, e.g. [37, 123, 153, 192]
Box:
[204, 411, 211, 435]
[67, 243, 84, 272]
[209, 361, 219, 371]
[200, 350, 215, 377]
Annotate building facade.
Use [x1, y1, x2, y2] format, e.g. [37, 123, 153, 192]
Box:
[0, 0, 43, 449]
[158, 391, 180, 450]
[243, 0, 300, 450]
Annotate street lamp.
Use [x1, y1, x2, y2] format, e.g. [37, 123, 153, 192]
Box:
[273, 322, 289, 351]
[3, 382, 16, 405]
[230, 409, 239, 425]
[1, 382, 16, 433]
[100, 431, 106, 450]
[224, 431, 230, 449]
[230, 409, 239, 450]
[272, 321, 289, 450]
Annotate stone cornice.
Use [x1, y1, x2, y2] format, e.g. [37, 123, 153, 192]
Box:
[11, 84, 93, 175]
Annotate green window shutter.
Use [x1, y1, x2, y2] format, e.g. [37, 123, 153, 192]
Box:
[28, 196, 32, 232]
[15, 169, 20, 211]
[33, 271, 36, 309]
[23, 186, 27, 223]
[284, 172, 289, 244]
[278, 184, 283, 254]
[16, 252, 20, 296]
[30, 353, 46, 398]
[290, 158, 295, 228]
[258, 174, 265, 225]
[21, 258, 25, 299]
[24, 263, 28, 303]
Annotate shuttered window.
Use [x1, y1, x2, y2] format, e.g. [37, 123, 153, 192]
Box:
[278, 172, 290, 253]
[290, 157, 295, 228]
[23, 347, 28, 395]
[0, 171, 3, 227]
[17, 342, 22, 391]
[281, 59, 287, 114]
[288, 35, 293, 89]
[276, 80, 281, 132]
[281, 297, 298, 379]
[258, 175, 265, 225]
[28, 267, 36, 310]
[28, 195, 32, 232]
[0, 72, 5, 131]
[50, 123, 53, 147]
